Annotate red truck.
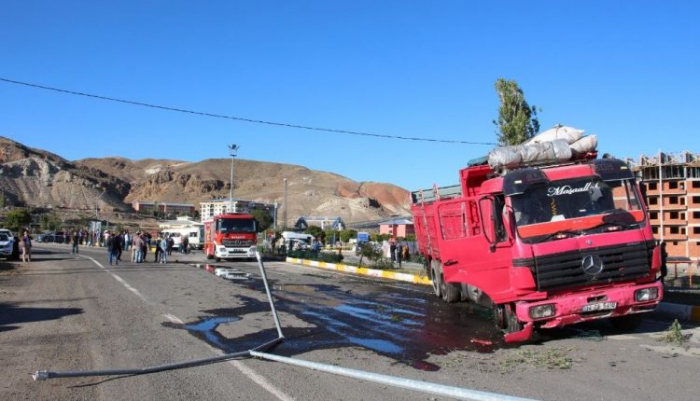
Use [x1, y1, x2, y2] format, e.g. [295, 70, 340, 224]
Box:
[411, 152, 663, 342]
[203, 213, 258, 261]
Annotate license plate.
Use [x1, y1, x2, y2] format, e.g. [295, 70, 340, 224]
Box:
[582, 302, 617, 312]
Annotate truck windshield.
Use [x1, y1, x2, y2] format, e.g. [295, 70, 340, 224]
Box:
[218, 218, 257, 233]
[511, 177, 643, 240]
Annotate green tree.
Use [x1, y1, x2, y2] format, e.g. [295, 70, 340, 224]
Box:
[305, 225, 325, 241]
[40, 211, 62, 231]
[339, 229, 356, 243]
[5, 208, 32, 232]
[493, 78, 540, 146]
[251, 209, 274, 232]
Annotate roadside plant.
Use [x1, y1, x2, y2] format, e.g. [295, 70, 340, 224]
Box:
[660, 319, 691, 346]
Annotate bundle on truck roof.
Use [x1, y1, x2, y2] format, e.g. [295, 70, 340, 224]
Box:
[410, 125, 662, 343]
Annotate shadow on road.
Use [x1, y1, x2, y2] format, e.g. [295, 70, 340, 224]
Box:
[0, 302, 83, 333]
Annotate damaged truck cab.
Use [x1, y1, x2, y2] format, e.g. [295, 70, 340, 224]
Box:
[411, 156, 663, 342]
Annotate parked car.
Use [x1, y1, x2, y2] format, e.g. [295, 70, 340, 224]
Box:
[38, 231, 67, 243]
[0, 233, 20, 260]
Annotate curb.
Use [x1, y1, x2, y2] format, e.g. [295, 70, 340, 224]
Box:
[654, 302, 700, 323]
[285, 257, 431, 286]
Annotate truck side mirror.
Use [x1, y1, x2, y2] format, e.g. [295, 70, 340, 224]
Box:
[478, 196, 497, 253]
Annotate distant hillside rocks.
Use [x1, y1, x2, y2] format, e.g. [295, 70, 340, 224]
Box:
[0, 137, 130, 213]
[0, 136, 410, 225]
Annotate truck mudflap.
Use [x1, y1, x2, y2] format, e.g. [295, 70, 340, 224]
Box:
[514, 280, 663, 331]
[504, 322, 534, 343]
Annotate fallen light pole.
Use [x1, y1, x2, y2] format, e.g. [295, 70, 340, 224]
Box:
[33, 253, 539, 401]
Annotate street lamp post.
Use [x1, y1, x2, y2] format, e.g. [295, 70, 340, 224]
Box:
[228, 144, 239, 213]
[283, 178, 288, 230]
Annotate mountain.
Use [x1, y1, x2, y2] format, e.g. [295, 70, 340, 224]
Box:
[0, 137, 411, 227]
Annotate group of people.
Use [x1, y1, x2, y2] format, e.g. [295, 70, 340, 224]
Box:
[104, 230, 182, 266]
[389, 239, 410, 267]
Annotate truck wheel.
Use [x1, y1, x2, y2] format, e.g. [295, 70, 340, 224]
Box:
[493, 304, 506, 330]
[430, 260, 442, 298]
[466, 285, 483, 304]
[610, 314, 642, 331]
[493, 303, 522, 333]
[215, 258, 221, 262]
[441, 281, 460, 303]
[505, 304, 522, 333]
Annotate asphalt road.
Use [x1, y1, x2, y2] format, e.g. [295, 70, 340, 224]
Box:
[1, 243, 700, 401]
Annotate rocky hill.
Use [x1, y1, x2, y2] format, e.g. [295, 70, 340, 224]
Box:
[0, 136, 410, 227]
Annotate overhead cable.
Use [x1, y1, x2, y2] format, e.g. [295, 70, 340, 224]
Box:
[0, 77, 496, 146]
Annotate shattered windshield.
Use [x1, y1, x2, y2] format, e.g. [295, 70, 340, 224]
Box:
[511, 177, 643, 240]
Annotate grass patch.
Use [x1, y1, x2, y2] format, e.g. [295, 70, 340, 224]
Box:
[504, 347, 575, 370]
[659, 319, 692, 346]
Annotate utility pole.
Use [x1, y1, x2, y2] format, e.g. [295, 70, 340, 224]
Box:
[283, 178, 288, 230]
[228, 144, 239, 213]
[658, 149, 664, 243]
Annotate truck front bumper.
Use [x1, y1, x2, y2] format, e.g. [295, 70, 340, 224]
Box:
[515, 280, 663, 329]
[215, 246, 256, 259]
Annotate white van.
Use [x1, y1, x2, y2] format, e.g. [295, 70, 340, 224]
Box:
[162, 226, 205, 250]
[280, 231, 313, 251]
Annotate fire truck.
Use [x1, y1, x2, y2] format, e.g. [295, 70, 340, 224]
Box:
[203, 213, 258, 261]
[410, 132, 663, 342]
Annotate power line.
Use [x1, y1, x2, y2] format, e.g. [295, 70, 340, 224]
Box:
[0, 77, 496, 146]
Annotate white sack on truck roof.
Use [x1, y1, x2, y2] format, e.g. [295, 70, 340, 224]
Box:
[525, 125, 584, 146]
[488, 138, 572, 170]
[569, 135, 598, 154]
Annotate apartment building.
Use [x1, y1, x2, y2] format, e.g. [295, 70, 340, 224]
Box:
[199, 198, 275, 221]
[132, 201, 195, 216]
[631, 151, 700, 258]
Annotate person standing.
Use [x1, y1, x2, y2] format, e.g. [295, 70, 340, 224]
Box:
[311, 237, 320, 258]
[154, 234, 161, 262]
[389, 238, 397, 263]
[182, 235, 189, 254]
[71, 231, 80, 254]
[396, 243, 403, 268]
[402, 242, 410, 263]
[20, 230, 32, 262]
[159, 236, 168, 264]
[106, 232, 121, 266]
[166, 235, 174, 256]
[131, 232, 141, 262]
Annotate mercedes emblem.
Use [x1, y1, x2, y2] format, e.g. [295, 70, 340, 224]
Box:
[581, 254, 604, 276]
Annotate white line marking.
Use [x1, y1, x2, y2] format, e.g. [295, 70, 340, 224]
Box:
[83, 255, 148, 302]
[229, 360, 295, 401]
[74, 250, 294, 400]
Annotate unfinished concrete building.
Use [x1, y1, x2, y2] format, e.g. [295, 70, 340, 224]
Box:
[630, 151, 700, 259]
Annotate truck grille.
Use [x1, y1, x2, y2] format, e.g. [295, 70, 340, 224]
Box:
[222, 239, 253, 247]
[514, 241, 654, 292]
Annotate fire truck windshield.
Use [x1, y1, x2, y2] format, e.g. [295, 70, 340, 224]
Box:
[511, 176, 643, 238]
[218, 218, 257, 233]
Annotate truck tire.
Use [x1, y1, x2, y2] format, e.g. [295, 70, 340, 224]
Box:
[466, 284, 483, 304]
[430, 260, 442, 298]
[493, 303, 522, 333]
[432, 260, 460, 303]
[441, 281, 460, 303]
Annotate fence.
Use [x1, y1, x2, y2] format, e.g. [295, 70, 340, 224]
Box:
[665, 259, 700, 290]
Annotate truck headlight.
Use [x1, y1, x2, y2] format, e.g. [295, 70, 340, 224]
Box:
[634, 287, 659, 302]
[529, 304, 556, 319]
[218, 246, 227, 252]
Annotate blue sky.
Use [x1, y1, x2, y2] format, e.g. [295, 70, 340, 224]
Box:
[1, 1, 698, 191]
